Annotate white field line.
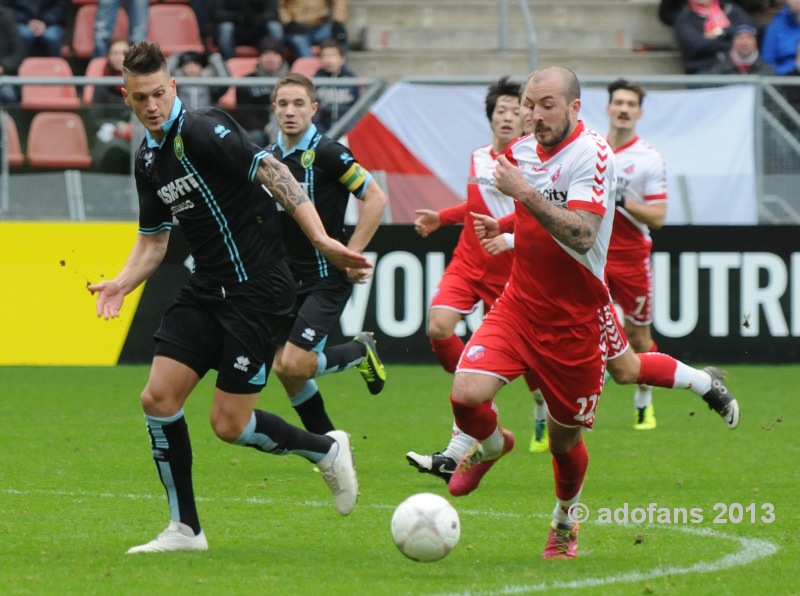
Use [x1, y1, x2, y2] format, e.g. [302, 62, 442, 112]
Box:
[429, 525, 780, 596]
[2, 487, 780, 594]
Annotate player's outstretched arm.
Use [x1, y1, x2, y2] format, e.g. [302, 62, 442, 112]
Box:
[347, 178, 387, 254]
[255, 155, 371, 272]
[87, 231, 169, 320]
[413, 209, 441, 238]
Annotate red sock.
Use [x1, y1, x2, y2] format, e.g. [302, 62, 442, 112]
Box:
[552, 439, 589, 501]
[431, 335, 465, 373]
[450, 396, 497, 440]
[637, 352, 678, 388]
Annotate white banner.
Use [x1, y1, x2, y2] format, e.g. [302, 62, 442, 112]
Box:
[368, 82, 757, 225]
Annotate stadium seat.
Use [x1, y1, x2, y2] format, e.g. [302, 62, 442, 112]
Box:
[71, 4, 129, 59]
[82, 56, 109, 104]
[148, 4, 205, 55]
[218, 56, 258, 109]
[290, 57, 322, 78]
[18, 57, 81, 111]
[71, 0, 98, 5]
[2, 114, 25, 168]
[26, 112, 93, 170]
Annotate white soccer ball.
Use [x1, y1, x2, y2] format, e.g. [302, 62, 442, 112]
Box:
[390, 492, 460, 562]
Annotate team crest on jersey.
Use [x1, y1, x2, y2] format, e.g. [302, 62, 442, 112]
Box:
[174, 135, 184, 160]
[301, 149, 316, 168]
[550, 163, 563, 183]
[623, 162, 635, 175]
[464, 345, 486, 362]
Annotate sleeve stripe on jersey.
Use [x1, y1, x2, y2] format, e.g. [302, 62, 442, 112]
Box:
[139, 222, 173, 234]
[338, 163, 369, 193]
[249, 150, 268, 182]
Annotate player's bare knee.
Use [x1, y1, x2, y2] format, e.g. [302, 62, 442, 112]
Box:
[209, 415, 244, 443]
[427, 322, 453, 341]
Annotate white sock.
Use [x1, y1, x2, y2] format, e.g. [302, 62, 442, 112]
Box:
[533, 390, 547, 421]
[673, 362, 712, 395]
[634, 385, 653, 409]
[552, 488, 583, 526]
[480, 426, 506, 459]
[442, 422, 477, 462]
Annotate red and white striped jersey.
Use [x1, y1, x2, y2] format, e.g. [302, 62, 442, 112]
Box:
[439, 143, 516, 287]
[609, 136, 667, 258]
[503, 121, 617, 325]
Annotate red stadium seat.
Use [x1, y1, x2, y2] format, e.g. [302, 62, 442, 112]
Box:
[71, 5, 129, 59]
[26, 112, 93, 170]
[18, 57, 81, 110]
[3, 114, 25, 168]
[82, 57, 109, 104]
[218, 56, 258, 109]
[289, 56, 321, 78]
[148, 4, 204, 55]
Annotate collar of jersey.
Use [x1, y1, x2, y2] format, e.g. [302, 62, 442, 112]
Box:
[144, 97, 184, 149]
[275, 123, 318, 158]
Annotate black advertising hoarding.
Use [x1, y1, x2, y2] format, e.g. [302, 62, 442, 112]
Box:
[120, 225, 800, 364]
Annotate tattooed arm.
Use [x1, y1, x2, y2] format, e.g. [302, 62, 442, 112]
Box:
[254, 154, 371, 271]
[493, 154, 601, 254]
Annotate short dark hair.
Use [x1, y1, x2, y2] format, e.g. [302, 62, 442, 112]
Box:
[123, 40, 168, 79]
[485, 76, 521, 121]
[607, 78, 646, 106]
[318, 38, 344, 55]
[271, 72, 317, 104]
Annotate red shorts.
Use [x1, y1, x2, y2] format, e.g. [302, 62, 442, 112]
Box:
[606, 254, 653, 326]
[456, 293, 608, 429]
[430, 263, 506, 315]
[605, 302, 630, 360]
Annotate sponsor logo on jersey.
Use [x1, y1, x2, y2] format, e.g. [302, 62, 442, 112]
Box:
[234, 355, 250, 372]
[214, 124, 231, 138]
[301, 149, 316, 168]
[468, 175, 496, 187]
[157, 173, 200, 204]
[465, 345, 486, 362]
[174, 135, 184, 160]
[542, 188, 567, 206]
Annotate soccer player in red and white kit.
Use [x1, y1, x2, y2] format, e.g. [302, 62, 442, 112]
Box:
[605, 78, 667, 430]
[447, 66, 617, 559]
[405, 78, 549, 486]
[446, 67, 740, 559]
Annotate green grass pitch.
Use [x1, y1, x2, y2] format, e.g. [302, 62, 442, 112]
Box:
[0, 364, 797, 595]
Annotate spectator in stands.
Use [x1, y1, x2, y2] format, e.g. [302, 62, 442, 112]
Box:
[280, 0, 348, 59]
[762, 0, 800, 73]
[708, 22, 777, 72]
[235, 36, 288, 146]
[312, 38, 359, 134]
[92, 38, 129, 107]
[209, 0, 282, 60]
[0, 4, 25, 104]
[166, 50, 230, 109]
[93, 0, 148, 58]
[5, 0, 69, 58]
[89, 38, 132, 174]
[673, 0, 755, 73]
[660, 0, 783, 29]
